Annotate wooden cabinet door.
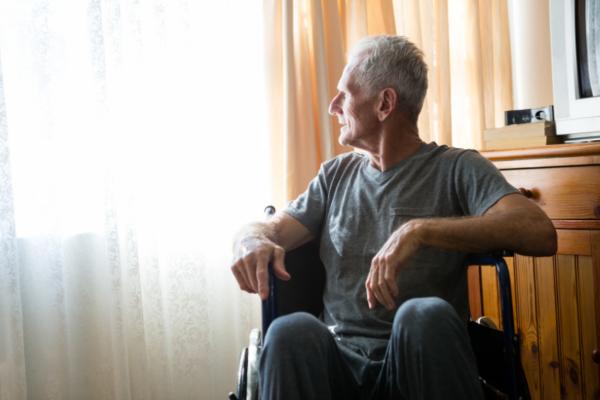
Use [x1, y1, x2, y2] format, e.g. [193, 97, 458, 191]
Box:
[470, 230, 600, 399]
[515, 231, 600, 400]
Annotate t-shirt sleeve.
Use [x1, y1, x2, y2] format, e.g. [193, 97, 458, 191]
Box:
[283, 163, 329, 236]
[454, 150, 519, 216]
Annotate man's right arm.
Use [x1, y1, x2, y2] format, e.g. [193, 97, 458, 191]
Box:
[231, 212, 314, 300]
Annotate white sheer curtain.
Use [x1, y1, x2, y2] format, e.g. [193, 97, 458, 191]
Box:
[0, 1, 267, 399]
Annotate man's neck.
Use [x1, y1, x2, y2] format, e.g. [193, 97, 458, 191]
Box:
[367, 124, 424, 172]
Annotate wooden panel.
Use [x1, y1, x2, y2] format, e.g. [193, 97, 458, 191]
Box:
[591, 231, 600, 384]
[557, 230, 592, 256]
[481, 142, 600, 161]
[535, 256, 561, 399]
[501, 166, 600, 220]
[591, 231, 600, 399]
[492, 155, 600, 170]
[577, 255, 599, 400]
[482, 265, 501, 328]
[515, 255, 541, 398]
[556, 255, 584, 398]
[468, 266, 482, 319]
[553, 220, 600, 230]
[506, 256, 517, 330]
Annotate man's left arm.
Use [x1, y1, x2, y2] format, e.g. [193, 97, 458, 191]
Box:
[365, 193, 557, 310]
[414, 193, 557, 256]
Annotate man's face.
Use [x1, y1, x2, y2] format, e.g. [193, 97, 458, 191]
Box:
[328, 62, 379, 148]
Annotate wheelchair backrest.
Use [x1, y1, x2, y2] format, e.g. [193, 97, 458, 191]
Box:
[277, 240, 325, 318]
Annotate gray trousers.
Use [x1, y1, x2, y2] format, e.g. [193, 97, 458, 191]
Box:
[259, 297, 484, 400]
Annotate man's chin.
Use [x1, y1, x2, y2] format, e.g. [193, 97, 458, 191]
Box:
[338, 132, 351, 147]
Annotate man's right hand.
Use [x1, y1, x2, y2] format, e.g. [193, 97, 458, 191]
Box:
[230, 236, 291, 300]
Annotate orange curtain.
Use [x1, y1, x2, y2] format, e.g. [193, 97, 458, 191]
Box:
[264, 0, 513, 206]
[394, 0, 513, 149]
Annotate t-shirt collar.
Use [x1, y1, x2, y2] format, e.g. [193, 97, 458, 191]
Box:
[363, 142, 433, 182]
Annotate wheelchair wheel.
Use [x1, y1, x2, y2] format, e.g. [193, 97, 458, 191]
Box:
[246, 329, 261, 400]
[235, 347, 248, 400]
[233, 329, 262, 400]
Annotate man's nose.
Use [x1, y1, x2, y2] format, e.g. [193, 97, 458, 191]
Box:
[328, 98, 335, 116]
[328, 94, 340, 116]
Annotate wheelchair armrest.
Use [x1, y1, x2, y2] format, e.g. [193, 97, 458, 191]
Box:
[262, 269, 276, 335]
[465, 250, 514, 264]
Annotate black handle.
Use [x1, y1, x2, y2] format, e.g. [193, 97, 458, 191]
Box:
[518, 187, 534, 198]
[264, 205, 276, 216]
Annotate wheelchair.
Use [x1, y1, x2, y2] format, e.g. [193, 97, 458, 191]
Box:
[229, 210, 530, 400]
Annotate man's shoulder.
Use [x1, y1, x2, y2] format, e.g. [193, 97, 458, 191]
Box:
[429, 144, 504, 183]
[423, 142, 472, 158]
[321, 151, 366, 173]
[326, 150, 366, 164]
[421, 143, 484, 166]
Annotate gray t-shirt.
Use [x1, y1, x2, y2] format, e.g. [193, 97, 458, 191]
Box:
[284, 142, 517, 359]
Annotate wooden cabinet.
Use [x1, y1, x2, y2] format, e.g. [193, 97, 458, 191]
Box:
[472, 143, 600, 399]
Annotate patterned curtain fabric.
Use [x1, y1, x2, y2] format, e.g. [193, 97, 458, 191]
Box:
[0, 1, 267, 399]
[265, 0, 513, 206]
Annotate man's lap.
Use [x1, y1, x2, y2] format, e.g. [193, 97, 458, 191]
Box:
[259, 297, 481, 400]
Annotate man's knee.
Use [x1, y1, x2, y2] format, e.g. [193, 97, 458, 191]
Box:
[386, 298, 483, 399]
[393, 297, 460, 338]
[264, 312, 329, 351]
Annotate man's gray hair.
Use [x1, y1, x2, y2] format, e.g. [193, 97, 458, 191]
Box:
[349, 35, 428, 120]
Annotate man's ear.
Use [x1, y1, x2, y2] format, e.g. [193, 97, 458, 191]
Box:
[376, 88, 397, 121]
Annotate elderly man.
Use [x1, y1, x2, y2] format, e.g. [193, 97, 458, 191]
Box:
[231, 35, 556, 400]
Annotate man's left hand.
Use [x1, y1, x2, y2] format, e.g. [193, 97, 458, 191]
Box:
[365, 219, 425, 310]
